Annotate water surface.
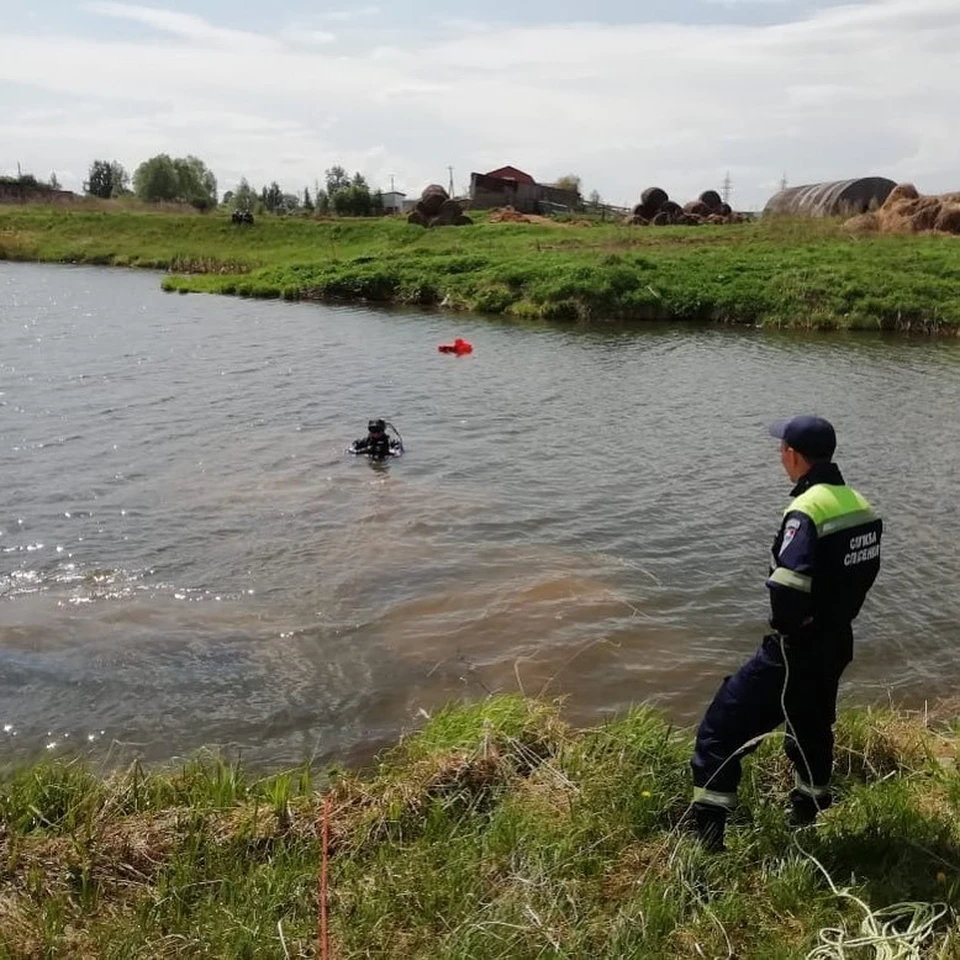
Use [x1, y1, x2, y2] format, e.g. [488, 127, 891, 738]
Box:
[2, 263, 958, 767]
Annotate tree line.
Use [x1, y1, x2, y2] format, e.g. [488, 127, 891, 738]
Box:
[83, 156, 386, 217]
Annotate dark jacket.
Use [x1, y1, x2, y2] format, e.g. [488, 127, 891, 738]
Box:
[766, 462, 881, 655]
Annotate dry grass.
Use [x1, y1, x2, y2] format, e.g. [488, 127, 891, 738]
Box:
[4, 697, 960, 957]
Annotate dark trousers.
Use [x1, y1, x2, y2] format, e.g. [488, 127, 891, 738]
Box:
[691, 633, 850, 805]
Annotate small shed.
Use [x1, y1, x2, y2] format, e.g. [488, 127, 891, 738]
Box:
[381, 190, 406, 214]
[763, 177, 897, 218]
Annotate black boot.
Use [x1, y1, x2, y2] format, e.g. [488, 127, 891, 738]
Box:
[788, 789, 832, 829]
[691, 802, 727, 852]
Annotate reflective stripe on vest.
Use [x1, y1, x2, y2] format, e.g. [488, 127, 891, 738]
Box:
[794, 775, 830, 799]
[768, 567, 813, 593]
[785, 483, 877, 535]
[693, 787, 738, 811]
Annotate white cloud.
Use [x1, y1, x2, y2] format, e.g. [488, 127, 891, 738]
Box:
[3, 0, 959, 207]
[315, 6, 380, 21]
[83, 2, 273, 49]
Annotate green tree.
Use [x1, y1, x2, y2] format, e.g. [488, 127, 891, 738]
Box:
[279, 192, 301, 214]
[232, 177, 257, 213]
[303, 187, 314, 211]
[261, 181, 283, 213]
[133, 154, 216, 207]
[325, 165, 349, 195]
[133, 154, 179, 202]
[49, 172, 61, 190]
[372, 189, 385, 216]
[554, 174, 582, 195]
[173, 155, 217, 210]
[85, 159, 128, 198]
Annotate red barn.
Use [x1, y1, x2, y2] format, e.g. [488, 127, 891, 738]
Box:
[483, 166, 536, 185]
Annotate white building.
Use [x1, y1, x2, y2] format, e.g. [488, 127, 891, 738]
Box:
[381, 190, 406, 214]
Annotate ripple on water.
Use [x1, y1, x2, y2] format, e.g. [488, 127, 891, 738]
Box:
[2, 263, 960, 766]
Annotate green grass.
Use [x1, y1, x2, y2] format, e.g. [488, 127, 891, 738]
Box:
[3, 696, 960, 957]
[2, 204, 960, 330]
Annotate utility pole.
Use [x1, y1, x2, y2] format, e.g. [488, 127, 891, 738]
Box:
[722, 171, 732, 205]
[447, 165, 454, 197]
[780, 172, 788, 192]
[388, 173, 396, 194]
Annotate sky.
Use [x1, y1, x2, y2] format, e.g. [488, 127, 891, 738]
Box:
[1, 0, 958, 209]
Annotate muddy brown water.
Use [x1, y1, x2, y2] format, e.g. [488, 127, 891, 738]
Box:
[2, 262, 959, 769]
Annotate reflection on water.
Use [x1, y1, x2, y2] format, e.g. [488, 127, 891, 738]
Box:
[3, 262, 960, 768]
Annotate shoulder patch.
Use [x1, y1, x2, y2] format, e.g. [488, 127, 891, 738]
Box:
[780, 518, 801, 556]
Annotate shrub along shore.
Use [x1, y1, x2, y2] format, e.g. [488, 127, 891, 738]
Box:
[2, 205, 960, 331]
[2, 696, 960, 958]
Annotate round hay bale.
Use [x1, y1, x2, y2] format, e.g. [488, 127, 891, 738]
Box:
[934, 204, 960, 234]
[432, 198, 463, 225]
[719, 202, 732, 217]
[420, 184, 449, 217]
[632, 203, 647, 217]
[699, 190, 722, 211]
[641, 187, 668, 214]
[706, 214, 727, 225]
[878, 206, 917, 234]
[659, 200, 682, 220]
[842, 213, 880, 234]
[882, 183, 920, 209]
[940, 192, 960, 205]
[651, 210, 673, 226]
[911, 198, 943, 232]
[678, 214, 702, 226]
[455, 215, 474, 226]
[683, 200, 710, 216]
[407, 209, 429, 227]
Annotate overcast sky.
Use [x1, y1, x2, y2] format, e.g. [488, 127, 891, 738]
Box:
[1, 0, 957, 208]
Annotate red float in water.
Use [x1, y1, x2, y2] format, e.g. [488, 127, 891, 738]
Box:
[438, 337, 473, 355]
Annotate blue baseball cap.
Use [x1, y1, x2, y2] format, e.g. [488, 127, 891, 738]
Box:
[769, 415, 836, 460]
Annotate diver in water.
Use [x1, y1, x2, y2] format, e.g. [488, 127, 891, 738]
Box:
[349, 419, 404, 459]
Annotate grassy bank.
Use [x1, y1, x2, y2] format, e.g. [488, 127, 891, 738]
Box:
[3, 695, 960, 958]
[2, 205, 960, 331]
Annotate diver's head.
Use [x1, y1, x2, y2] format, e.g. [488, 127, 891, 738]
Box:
[368, 418, 387, 437]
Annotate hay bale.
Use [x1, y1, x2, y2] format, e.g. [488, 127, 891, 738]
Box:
[641, 187, 668, 214]
[651, 210, 674, 226]
[419, 184, 449, 217]
[659, 200, 682, 222]
[843, 213, 880, 234]
[699, 190, 722, 211]
[719, 202, 732, 217]
[407, 209, 429, 227]
[455, 215, 474, 226]
[706, 214, 727, 225]
[490, 206, 530, 224]
[678, 214, 702, 226]
[910, 197, 943, 232]
[934, 204, 960, 235]
[683, 200, 710, 216]
[431, 198, 464, 226]
[878, 203, 917, 234]
[882, 183, 920, 209]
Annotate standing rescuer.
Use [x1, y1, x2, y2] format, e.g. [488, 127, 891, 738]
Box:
[690, 415, 882, 851]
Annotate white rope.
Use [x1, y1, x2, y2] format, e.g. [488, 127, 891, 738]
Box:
[775, 636, 948, 959]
